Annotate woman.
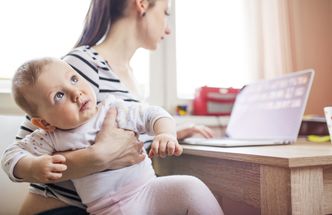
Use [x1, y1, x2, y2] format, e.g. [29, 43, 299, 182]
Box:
[2, 0, 219, 214]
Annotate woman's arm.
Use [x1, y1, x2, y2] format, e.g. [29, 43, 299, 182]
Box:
[12, 108, 145, 183]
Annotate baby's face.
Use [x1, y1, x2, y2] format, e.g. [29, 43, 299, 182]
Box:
[27, 60, 97, 129]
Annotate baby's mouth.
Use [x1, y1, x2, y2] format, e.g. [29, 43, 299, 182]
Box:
[79, 100, 90, 112]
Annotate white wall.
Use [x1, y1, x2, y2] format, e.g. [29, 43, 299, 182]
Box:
[0, 115, 29, 215]
[0, 91, 24, 115]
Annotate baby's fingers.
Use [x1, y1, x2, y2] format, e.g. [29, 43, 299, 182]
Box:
[47, 172, 64, 180]
[148, 149, 155, 158]
[150, 141, 160, 158]
[52, 154, 66, 164]
[51, 163, 67, 173]
[158, 140, 168, 158]
[174, 144, 183, 156]
[167, 142, 176, 156]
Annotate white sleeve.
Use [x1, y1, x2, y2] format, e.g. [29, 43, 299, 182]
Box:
[1, 116, 36, 182]
[115, 100, 173, 135]
[1, 143, 30, 182]
[1, 130, 54, 182]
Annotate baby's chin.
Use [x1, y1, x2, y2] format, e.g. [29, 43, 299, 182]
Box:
[82, 106, 99, 122]
[58, 112, 98, 131]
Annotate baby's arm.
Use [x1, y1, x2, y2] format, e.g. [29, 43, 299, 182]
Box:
[2, 131, 67, 183]
[114, 99, 183, 158]
[15, 154, 67, 183]
[148, 117, 183, 158]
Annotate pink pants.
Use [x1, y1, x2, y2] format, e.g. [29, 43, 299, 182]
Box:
[87, 175, 223, 215]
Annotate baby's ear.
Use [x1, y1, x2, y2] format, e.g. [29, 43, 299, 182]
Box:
[31, 118, 56, 132]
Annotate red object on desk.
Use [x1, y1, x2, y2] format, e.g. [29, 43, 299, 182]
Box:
[193, 86, 241, 116]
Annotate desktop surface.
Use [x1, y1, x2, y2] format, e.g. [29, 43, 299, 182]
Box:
[154, 139, 332, 215]
[180, 138, 332, 167]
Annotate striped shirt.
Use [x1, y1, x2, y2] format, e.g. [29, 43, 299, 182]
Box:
[1, 46, 152, 208]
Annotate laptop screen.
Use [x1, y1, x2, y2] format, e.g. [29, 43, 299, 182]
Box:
[226, 69, 314, 140]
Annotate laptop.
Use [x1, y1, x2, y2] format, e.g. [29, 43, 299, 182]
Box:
[183, 69, 315, 147]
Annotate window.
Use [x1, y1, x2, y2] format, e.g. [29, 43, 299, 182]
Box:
[174, 0, 251, 99]
[130, 49, 150, 98]
[0, 0, 89, 79]
[0, 1, 151, 114]
[0, 0, 150, 96]
[1, 0, 252, 113]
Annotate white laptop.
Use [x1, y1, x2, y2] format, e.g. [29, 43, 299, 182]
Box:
[183, 69, 315, 147]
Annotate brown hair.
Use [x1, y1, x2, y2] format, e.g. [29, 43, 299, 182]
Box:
[75, 0, 157, 47]
[12, 58, 55, 117]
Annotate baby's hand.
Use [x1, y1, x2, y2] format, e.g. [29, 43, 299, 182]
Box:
[149, 134, 183, 158]
[30, 154, 67, 183]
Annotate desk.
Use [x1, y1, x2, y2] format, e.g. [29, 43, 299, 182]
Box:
[153, 140, 332, 215]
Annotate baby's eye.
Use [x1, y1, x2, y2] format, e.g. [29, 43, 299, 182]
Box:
[71, 75, 79, 84]
[54, 92, 64, 102]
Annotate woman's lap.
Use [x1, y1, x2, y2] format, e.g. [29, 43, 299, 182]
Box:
[19, 192, 85, 215]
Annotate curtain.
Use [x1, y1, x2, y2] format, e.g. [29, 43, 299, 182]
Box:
[245, 0, 294, 80]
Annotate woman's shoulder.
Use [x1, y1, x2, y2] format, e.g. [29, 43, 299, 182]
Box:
[62, 46, 111, 74]
[63, 46, 106, 62]
[62, 46, 94, 63]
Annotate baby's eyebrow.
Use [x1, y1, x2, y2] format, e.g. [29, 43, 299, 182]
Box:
[65, 69, 73, 78]
[46, 89, 57, 101]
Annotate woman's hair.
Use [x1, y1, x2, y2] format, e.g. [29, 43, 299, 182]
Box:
[12, 58, 55, 117]
[75, 0, 157, 47]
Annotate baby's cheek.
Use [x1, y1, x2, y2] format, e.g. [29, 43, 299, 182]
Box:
[58, 108, 79, 127]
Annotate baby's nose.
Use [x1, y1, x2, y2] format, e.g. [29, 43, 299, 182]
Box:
[72, 90, 82, 102]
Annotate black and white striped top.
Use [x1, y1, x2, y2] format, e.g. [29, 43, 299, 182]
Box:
[2, 46, 151, 208]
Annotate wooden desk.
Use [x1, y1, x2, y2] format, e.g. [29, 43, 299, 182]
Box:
[153, 140, 332, 215]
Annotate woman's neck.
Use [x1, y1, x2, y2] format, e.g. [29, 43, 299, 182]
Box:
[92, 20, 142, 98]
[94, 19, 139, 68]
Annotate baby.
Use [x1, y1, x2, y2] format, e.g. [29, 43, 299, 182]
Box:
[10, 57, 182, 214]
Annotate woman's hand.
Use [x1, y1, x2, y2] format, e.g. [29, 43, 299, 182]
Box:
[176, 124, 215, 140]
[92, 107, 146, 170]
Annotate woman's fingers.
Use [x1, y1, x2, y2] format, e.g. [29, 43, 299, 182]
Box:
[102, 107, 118, 128]
[177, 124, 215, 140]
[193, 125, 214, 138]
[136, 141, 144, 154]
[135, 141, 146, 162]
[93, 108, 147, 169]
